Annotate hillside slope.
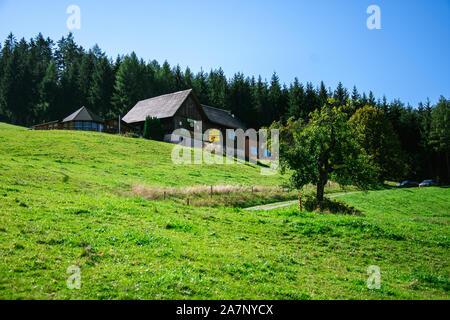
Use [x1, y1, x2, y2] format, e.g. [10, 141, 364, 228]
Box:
[0, 123, 285, 194]
[0, 123, 448, 299]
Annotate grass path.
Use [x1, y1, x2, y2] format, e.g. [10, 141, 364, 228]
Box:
[244, 192, 359, 210]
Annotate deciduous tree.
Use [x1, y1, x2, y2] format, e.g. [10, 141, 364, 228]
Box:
[280, 100, 377, 201]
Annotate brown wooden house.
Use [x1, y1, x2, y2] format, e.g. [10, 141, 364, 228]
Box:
[123, 89, 206, 135]
[122, 89, 247, 139]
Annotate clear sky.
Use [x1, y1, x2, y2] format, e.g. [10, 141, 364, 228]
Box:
[0, 0, 449, 107]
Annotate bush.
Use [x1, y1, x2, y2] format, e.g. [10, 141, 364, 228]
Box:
[143, 117, 164, 141]
[303, 196, 363, 216]
[122, 132, 139, 139]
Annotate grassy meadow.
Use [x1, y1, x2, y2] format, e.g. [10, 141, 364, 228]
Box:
[0, 122, 448, 299]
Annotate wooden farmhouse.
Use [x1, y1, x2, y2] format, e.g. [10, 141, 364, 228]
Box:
[31, 89, 249, 153]
[122, 89, 247, 140]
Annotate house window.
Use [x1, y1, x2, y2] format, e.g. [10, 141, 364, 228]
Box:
[75, 122, 83, 130]
[99, 124, 103, 132]
[83, 122, 91, 131]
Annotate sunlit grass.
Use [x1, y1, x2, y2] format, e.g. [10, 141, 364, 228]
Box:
[0, 122, 448, 299]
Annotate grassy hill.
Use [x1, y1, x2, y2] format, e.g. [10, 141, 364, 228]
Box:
[0, 122, 448, 299]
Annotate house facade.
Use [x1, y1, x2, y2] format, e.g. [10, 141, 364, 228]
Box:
[122, 89, 247, 140]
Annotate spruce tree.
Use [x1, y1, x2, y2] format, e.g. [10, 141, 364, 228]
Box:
[287, 78, 304, 119]
[304, 82, 319, 118]
[268, 72, 282, 122]
[88, 56, 114, 117]
[333, 82, 349, 106]
[111, 52, 144, 117]
[318, 81, 328, 108]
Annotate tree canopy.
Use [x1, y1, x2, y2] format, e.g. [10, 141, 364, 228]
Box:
[279, 100, 377, 201]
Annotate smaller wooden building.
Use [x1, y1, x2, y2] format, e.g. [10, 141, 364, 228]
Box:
[60, 106, 105, 132]
[104, 118, 137, 134]
[32, 120, 61, 130]
[32, 107, 136, 135]
[32, 107, 105, 132]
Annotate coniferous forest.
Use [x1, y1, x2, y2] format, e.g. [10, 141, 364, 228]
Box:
[0, 32, 448, 183]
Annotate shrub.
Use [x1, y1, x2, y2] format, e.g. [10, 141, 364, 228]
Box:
[143, 117, 164, 141]
[122, 132, 139, 139]
[303, 196, 363, 216]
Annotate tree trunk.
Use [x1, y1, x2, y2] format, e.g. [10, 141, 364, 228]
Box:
[317, 182, 325, 202]
[316, 170, 327, 202]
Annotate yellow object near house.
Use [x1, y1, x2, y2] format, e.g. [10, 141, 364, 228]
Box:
[209, 129, 221, 143]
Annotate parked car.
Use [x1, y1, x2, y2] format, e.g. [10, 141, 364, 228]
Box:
[419, 179, 437, 187]
[396, 180, 419, 188]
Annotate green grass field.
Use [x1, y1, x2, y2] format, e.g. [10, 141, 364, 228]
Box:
[0, 122, 448, 299]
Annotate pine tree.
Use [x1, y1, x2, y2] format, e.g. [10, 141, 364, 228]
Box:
[184, 67, 194, 90]
[0, 33, 16, 123]
[268, 72, 283, 122]
[174, 65, 185, 91]
[54, 33, 83, 74]
[88, 56, 114, 117]
[318, 81, 328, 108]
[361, 92, 368, 107]
[58, 59, 81, 119]
[38, 60, 58, 122]
[228, 73, 254, 127]
[156, 60, 175, 94]
[252, 76, 269, 127]
[429, 96, 450, 181]
[192, 69, 208, 104]
[333, 82, 349, 106]
[78, 51, 96, 108]
[207, 68, 228, 109]
[304, 82, 319, 118]
[287, 77, 305, 119]
[368, 91, 376, 107]
[111, 52, 144, 117]
[0, 36, 32, 125]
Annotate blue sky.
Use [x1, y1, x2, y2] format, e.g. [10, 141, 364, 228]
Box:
[0, 0, 449, 106]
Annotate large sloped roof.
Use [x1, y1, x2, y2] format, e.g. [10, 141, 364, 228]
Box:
[201, 105, 246, 130]
[62, 106, 104, 123]
[122, 89, 192, 124]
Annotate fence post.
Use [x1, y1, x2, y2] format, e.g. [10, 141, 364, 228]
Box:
[299, 196, 302, 213]
[164, 191, 166, 200]
[187, 198, 190, 206]
[210, 185, 213, 198]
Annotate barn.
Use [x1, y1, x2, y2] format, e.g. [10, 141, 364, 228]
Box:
[122, 89, 247, 140]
